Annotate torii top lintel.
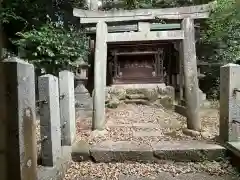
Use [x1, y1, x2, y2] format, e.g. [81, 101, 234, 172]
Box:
[73, 2, 213, 24]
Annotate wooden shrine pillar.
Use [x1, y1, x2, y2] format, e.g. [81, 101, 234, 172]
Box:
[113, 51, 118, 78]
[179, 41, 184, 102]
[154, 49, 164, 81]
[181, 18, 201, 131]
[93, 21, 108, 130]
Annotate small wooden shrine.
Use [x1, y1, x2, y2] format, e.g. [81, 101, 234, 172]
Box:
[73, 2, 213, 131]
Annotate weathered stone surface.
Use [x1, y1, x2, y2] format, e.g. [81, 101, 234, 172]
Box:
[119, 174, 174, 180]
[106, 96, 120, 108]
[38, 74, 61, 166]
[59, 70, 76, 146]
[181, 18, 201, 131]
[226, 141, 240, 158]
[71, 140, 90, 162]
[90, 141, 154, 162]
[177, 173, 238, 180]
[182, 128, 201, 137]
[158, 96, 174, 109]
[220, 64, 240, 142]
[124, 99, 151, 105]
[0, 58, 38, 180]
[126, 94, 146, 99]
[107, 123, 133, 128]
[132, 123, 158, 128]
[76, 109, 93, 119]
[133, 131, 163, 137]
[152, 141, 225, 162]
[107, 87, 126, 100]
[93, 21, 108, 130]
[37, 146, 71, 180]
[75, 81, 93, 109]
[174, 105, 187, 117]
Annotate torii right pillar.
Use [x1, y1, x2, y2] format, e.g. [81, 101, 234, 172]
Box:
[181, 18, 201, 131]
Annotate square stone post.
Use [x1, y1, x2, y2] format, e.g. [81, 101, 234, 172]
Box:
[220, 63, 240, 142]
[181, 18, 201, 131]
[59, 70, 76, 146]
[93, 21, 108, 130]
[0, 57, 37, 180]
[38, 74, 61, 166]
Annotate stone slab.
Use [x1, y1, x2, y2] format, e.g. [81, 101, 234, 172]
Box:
[119, 172, 174, 180]
[90, 140, 154, 163]
[111, 83, 166, 89]
[174, 105, 187, 117]
[152, 141, 226, 162]
[226, 141, 240, 158]
[177, 173, 238, 180]
[76, 109, 93, 119]
[72, 140, 227, 163]
[132, 123, 159, 128]
[71, 140, 91, 162]
[106, 123, 133, 128]
[133, 131, 163, 137]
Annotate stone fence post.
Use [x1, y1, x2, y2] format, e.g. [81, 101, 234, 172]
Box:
[0, 57, 37, 180]
[220, 63, 240, 142]
[59, 70, 76, 146]
[38, 74, 61, 166]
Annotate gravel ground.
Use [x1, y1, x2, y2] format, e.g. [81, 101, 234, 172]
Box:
[63, 160, 239, 180]
[35, 103, 240, 179]
[76, 104, 220, 145]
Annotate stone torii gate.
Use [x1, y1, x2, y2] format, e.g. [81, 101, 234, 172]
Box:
[73, 3, 213, 131]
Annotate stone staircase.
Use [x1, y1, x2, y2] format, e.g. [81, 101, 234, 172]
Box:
[72, 104, 225, 164]
[72, 139, 225, 163]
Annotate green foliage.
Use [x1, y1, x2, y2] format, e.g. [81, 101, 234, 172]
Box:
[1, 0, 89, 74]
[203, 0, 240, 63]
[13, 21, 89, 75]
[103, 0, 210, 10]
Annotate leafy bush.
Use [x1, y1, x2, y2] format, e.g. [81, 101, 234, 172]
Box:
[13, 20, 89, 75]
[203, 0, 240, 63]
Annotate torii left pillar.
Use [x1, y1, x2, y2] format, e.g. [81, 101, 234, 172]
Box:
[92, 21, 108, 130]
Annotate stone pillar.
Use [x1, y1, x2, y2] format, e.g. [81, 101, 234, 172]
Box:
[59, 70, 76, 146]
[38, 74, 61, 166]
[0, 57, 37, 180]
[220, 64, 240, 142]
[181, 18, 201, 131]
[93, 21, 108, 130]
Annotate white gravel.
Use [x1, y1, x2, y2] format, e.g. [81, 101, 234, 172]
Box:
[76, 104, 219, 145]
[37, 103, 238, 180]
[64, 160, 238, 180]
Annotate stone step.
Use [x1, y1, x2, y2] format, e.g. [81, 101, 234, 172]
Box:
[133, 130, 163, 137]
[126, 94, 147, 100]
[72, 140, 226, 163]
[119, 173, 235, 180]
[124, 99, 151, 105]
